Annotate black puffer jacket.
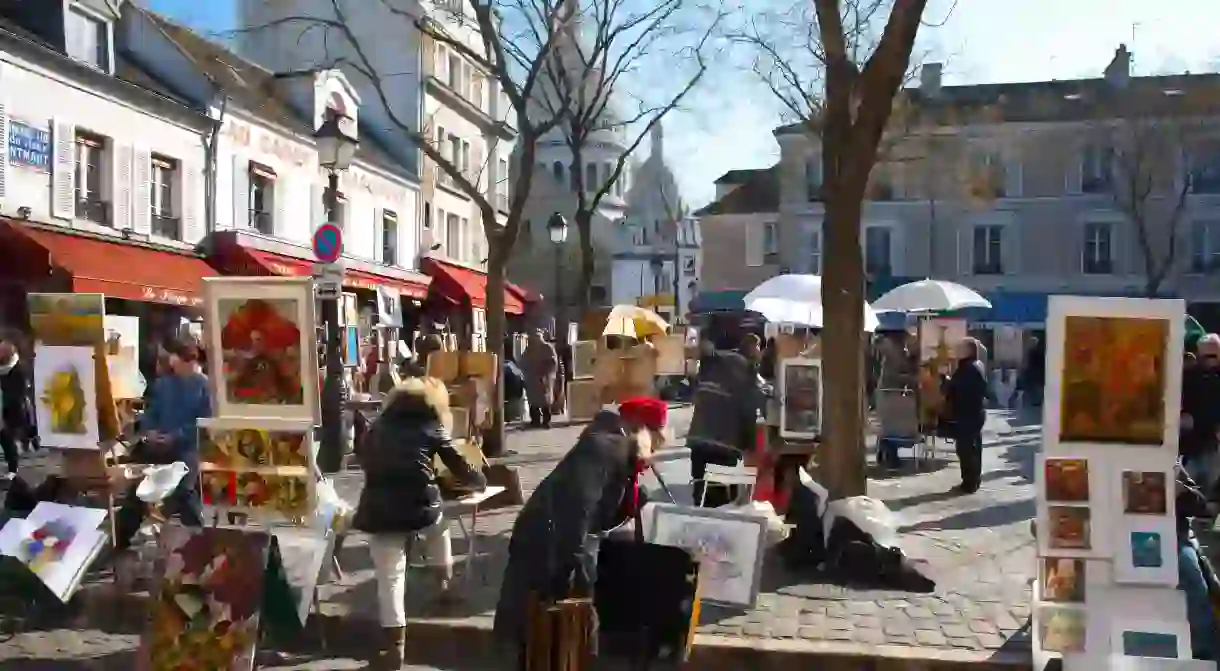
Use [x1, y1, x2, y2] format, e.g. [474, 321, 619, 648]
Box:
[352, 379, 486, 534]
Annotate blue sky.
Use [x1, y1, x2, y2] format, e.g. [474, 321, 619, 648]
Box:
[148, 0, 1219, 208]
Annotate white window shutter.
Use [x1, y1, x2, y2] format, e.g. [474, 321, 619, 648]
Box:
[311, 182, 324, 228]
[111, 144, 133, 230]
[373, 207, 383, 262]
[472, 144, 485, 190]
[271, 175, 286, 237]
[180, 161, 203, 243]
[51, 119, 76, 220]
[745, 223, 764, 267]
[0, 76, 9, 204]
[131, 147, 151, 234]
[957, 226, 972, 276]
[232, 153, 249, 228]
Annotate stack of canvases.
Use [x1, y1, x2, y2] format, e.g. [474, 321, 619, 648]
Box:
[1033, 296, 1193, 667]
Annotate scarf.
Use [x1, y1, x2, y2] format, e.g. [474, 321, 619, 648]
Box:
[616, 458, 648, 522]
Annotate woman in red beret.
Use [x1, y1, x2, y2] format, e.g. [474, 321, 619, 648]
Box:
[493, 396, 668, 667]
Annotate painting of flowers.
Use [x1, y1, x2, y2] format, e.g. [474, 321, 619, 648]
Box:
[33, 345, 99, 450]
[1059, 316, 1168, 445]
[0, 504, 107, 602]
[138, 526, 270, 671]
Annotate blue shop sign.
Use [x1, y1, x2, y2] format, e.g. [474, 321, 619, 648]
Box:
[8, 121, 52, 172]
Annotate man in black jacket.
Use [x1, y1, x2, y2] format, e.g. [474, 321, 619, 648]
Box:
[1182, 334, 1220, 492]
[945, 338, 989, 493]
[0, 332, 32, 481]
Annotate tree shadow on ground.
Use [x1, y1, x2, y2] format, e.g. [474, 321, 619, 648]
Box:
[868, 457, 952, 481]
[898, 499, 1035, 533]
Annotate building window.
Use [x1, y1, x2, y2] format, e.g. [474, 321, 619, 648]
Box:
[460, 140, 471, 176]
[1190, 148, 1220, 194]
[74, 132, 108, 225]
[970, 151, 1007, 199]
[1081, 144, 1113, 194]
[435, 45, 448, 80]
[382, 210, 399, 266]
[65, 5, 110, 72]
[497, 158, 510, 211]
[569, 162, 578, 192]
[552, 161, 563, 182]
[603, 161, 613, 194]
[1191, 220, 1220, 273]
[586, 162, 597, 191]
[249, 163, 276, 234]
[972, 225, 1004, 275]
[150, 155, 180, 240]
[809, 230, 822, 274]
[1083, 222, 1114, 274]
[446, 212, 460, 259]
[763, 221, 778, 262]
[448, 53, 461, 90]
[805, 156, 822, 201]
[864, 226, 893, 276]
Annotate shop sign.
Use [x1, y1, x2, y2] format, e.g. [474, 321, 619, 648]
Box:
[8, 120, 51, 172]
[222, 119, 312, 167]
[141, 286, 203, 307]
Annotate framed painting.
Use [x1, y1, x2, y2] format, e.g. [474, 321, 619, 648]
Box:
[33, 345, 100, 450]
[1035, 605, 1087, 653]
[197, 418, 315, 470]
[645, 503, 767, 609]
[654, 334, 686, 376]
[0, 503, 107, 602]
[919, 318, 966, 374]
[1114, 515, 1178, 585]
[571, 340, 597, 380]
[343, 326, 360, 368]
[27, 293, 105, 346]
[138, 526, 271, 671]
[1044, 297, 1185, 449]
[204, 277, 319, 422]
[779, 358, 822, 439]
[1110, 619, 1190, 659]
[1039, 558, 1085, 603]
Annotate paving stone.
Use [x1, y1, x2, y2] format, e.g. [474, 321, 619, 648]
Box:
[977, 633, 1009, 649]
[970, 619, 1000, 634]
[854, 628, 887, 645]
[915, 630, 949, 647]
[903, 606, 935, 619]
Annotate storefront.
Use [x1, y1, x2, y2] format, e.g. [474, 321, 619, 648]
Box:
[0, 217, 218, 368]
[421, 257, 531, 350]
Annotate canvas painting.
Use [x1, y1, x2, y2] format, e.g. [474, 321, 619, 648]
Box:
[780, 358, 822, 439]
[1037, 606, 1086, 653]
[1123, 471, 1168, 515]
[28, 293, 105, 346]
[33, 345, 100, 450]
[344, 326, 360, 368]
[202, 470, 312, 518]
[646, 504, 767, 609]
[199, 424, 312, 470]
[1040, 558, 1085, 603]
[138, 526, 270, 671]
[919, 318, 967, 373]
[567, 380, 602, 422]
[103, 315, 144, 399]
[1045, 458, 1090, 502]
[0, 503, 107, 602]
[654, 334, 686, 376]
[1048, 506, 1091, 550]
[1111, 618, 1190, 660]
[205, 278, 318, 422]
[1059, 316, 1168, 445]
[571, 340, 597, 380]
[1115, 516, 1178, 585]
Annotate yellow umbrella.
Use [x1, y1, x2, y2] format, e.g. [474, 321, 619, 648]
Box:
[602, 305, 669, 339]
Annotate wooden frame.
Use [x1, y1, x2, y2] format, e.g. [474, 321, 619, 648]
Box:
[197, 417, 316, 524]
[778, 357, 822, 440]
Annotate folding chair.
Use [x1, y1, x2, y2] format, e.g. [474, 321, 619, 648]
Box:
[698, 463, 758, 507]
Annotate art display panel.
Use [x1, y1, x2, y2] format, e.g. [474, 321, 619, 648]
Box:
[103, 314, 144, 399]
[653, 334, 687, 376]
[779, 358, 822, 440]
[204, 277, 319, 422]
[645, 503, 767, 609]
[33, 345, 100, 450]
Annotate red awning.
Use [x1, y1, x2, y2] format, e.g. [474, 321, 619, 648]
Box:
[0, 219, 215, 307]
[423, 258, 526, 314]
[213, 245, 429, 299]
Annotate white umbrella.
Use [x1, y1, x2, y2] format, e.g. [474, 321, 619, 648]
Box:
[744, 274, 880, 332]
[872, 279, 992, 313]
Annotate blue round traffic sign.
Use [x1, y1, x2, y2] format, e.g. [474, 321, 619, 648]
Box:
[313, 223, 343, 263]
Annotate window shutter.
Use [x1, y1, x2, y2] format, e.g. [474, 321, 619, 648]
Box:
[131, 147, 151, 234]
[745, 222, 763, 267]
[180, 161, 204, 243]
[1003, 224, 1020, 275]
[232, 153, 249, 228]
[472, 144, 485, 190]
[957, 225, 972, 276]
[373, 207, 384, 263]
[272, 175, 287, 237]
[111, 143, 133, 230]
[0, 73, 8, 204]
[51, 119, 76, 220]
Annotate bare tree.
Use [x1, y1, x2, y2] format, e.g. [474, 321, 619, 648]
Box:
[232, 0, 573, 454]
[539, 0, 721, 319]
[733, 0, 936, 499]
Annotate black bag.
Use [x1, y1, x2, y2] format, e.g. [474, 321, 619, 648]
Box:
[595, 539, 700, 664]
[825, 517, 935, 593]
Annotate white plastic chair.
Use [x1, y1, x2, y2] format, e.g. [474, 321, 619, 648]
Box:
[698, 463, 758, 507]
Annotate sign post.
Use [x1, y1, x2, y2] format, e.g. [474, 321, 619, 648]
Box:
[312, 221, 345, 473]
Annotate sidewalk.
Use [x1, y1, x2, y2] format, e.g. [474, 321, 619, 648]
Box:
[0, 409, 1038, 669]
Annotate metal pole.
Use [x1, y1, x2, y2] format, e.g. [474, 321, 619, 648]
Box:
[554, 243, 564, 342]
[319, 171, 345, 474]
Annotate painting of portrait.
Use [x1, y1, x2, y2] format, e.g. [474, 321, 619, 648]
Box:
[1059, 316, 1168, 444]
[1044, 458, 1089, 503]
[1122, 471, 1168, 515]
[1041, 558, 1085, 603]
[1048, 506, 1091, 550]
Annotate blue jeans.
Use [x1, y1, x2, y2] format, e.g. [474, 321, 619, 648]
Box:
[1179, 538, 1217, 660]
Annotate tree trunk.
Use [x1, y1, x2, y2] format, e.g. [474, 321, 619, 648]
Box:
[575, 207, 595, 317]
[818, 191, 869, 499]
[483, 234, 509, 457]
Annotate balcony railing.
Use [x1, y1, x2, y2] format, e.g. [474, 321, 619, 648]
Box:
[152, 213, 181, 240]
[383, 245, 398, 267]
[75, 196, 110, 226]
[250, 210, 274, 235]
[972, 261, 1004, 275]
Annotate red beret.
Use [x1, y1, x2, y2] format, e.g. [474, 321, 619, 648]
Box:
[618, 397, 668, 430]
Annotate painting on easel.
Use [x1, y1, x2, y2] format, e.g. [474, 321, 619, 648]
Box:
[33, 346, 100, 450]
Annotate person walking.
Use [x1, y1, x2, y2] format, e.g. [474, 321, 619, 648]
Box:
[1182, 334, 1220, 491]
[353, 376, 486, 670]
[522, 329, 557, 428]
[945, 337, 989, 494]
[687, 338, 763, 507]
[0, 332, 32, 480]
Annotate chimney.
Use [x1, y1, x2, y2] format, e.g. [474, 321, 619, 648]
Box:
[920, 63, 942, 97]
[1105, 44, 1131, 88]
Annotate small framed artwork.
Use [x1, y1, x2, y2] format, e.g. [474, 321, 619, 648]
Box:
[33, 345, 100, 450]
[1122, 470, 1168, 515]
[1045, 458, 1090, 502]
[645, 503, 768, 609]
[779, 358, 822, 440]
[1047, 506, 1091, 551]
[1036, 605, 1086, 653]
[571, 340, 597, 380]
[654, 334, 686, 376]
[1040, 558, 1085, 603]
[1110, 619, 1190, 659]
[204, 277, 319, 422]
[1114, 516, 1177, 585]
[344, 326, 360, 368]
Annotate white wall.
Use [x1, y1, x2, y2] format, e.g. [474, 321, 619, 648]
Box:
[0, 54, 207, 248]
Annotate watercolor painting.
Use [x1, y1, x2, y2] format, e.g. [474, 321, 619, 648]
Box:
[138, 526, 269, 671]
[1122, 471, 1168, 515]
[647, 504, 767, 608]
[199, 426, 311, 469]
[1130, 531, 1163, 568]
[33, 345, 99, 450]
[780, 358, 822, 439]
[1059, 316, 1168, 444]
[1048, 506, 1091, 550]
[571, 340, 597, 380]
[1040, 558, 1085, 603]
[0, 504, 107, 602]
[1045, 458, 1090, 502]
[1037, 606, 1086, 653]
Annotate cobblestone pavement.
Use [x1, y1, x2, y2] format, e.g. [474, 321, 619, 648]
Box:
[0, 407, 1038, 668]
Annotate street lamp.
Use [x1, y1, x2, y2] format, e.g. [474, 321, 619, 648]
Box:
[547, 212, 569, 342]
[315, 113, 358, 474]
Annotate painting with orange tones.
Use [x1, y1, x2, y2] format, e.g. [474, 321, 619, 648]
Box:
[1059, 316, 1168, 445]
